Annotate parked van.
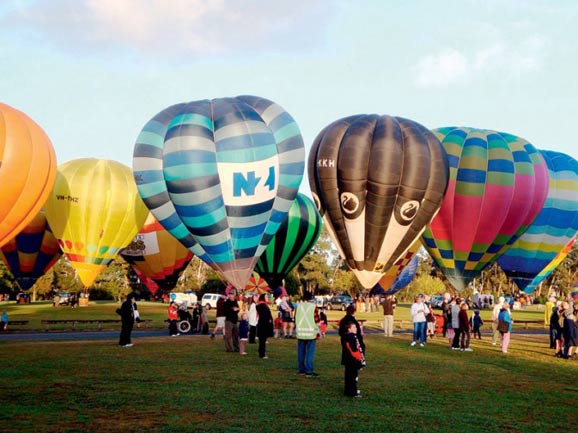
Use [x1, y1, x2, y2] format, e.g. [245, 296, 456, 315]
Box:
[201, 293, 221, 310]
[169, 292, 197, 307]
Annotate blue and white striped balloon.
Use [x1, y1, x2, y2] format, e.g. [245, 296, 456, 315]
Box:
[133, 96, 305, 289]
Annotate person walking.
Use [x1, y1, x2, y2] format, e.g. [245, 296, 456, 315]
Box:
[248, 294, 258, 344]
[256, 294, 274, 359]
[498, 302, 513, 354]
[472, 309, 484, 339]
[381, 294, 397, 337]
[210, 292, 227, 340]
[491, 296, 505, 346]
[410, 294, 429, 347]
[295, 291, 320, 377]
[223, 289, 240, 353]
[118, 293, 136, 347]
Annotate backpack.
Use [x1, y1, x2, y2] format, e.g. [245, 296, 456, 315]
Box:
[497, 319, 509, 333]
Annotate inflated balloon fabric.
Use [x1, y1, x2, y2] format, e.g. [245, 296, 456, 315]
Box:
[45, 159, 148, 287]
[498, 150, 578, 293]
[121, 213, 194, 292]
[133, 95, 304, 289]
[308, 114, 448, 288]
[421, 127, 549, 291]
[0, 103, 56, 247]
[255, 193, 322, 289]
[0, 210, 61, 290]
[373, 241, 420, 294]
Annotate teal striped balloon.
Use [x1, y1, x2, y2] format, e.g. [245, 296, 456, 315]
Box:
[133, 96, 305, 289]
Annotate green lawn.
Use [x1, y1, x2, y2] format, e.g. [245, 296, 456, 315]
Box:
[0, 301, 548, 332]
[0, 327, 575, 432]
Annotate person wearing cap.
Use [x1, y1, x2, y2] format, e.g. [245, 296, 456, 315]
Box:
[410, 294, 430, 347]
[223, 289, 240, 353]
[491, 296, 506, 346]
[295, 291, 320, 377]
[210, 292, 227, 340]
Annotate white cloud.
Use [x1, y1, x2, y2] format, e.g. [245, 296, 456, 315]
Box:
[412, 49, 469, 89]
[2, 0, 332, 57]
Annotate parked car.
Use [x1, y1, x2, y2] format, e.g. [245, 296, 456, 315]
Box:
[201, 293, 220, 310]
[326, 295, 353, 311]
[58, 292, 70, 306]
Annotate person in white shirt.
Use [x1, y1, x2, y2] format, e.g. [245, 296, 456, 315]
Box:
[410, 294, 430, 347]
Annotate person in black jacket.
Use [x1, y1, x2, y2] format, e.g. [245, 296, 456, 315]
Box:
[256, 294, 274, 359]
[338, 304, 365, 356]
[341, 320, 366, 398]
[223, 289, 240, 353]
[118, 293, 135, 347]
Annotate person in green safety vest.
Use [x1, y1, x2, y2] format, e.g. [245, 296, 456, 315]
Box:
[295, 291, 320, 377]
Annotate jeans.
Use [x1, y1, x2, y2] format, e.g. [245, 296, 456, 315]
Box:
[413, 321, 426, 344]
[297, 339, 316, 374]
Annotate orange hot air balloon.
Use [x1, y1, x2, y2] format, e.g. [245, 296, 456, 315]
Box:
[0, 103, 56, 247]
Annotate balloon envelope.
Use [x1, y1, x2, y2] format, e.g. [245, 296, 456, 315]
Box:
[308, 114, 449, 288]
[244, 272, 271, 294]
[0, 210, 61, 290]
[421, 127, 549, 291]
[498, 151, 578, 292]
[255, 193, 322, 289]
[133, 95, 305, 289]
[0, 103, 56, 247]
[45, 159, 148, 287]
[373, 241, 420, 294]
[120, 213, 194, 292]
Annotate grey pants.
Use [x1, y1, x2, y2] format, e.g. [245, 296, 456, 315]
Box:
[224, 320, 239, 352]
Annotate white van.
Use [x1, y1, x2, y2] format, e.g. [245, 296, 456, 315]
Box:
[170, 292, 197, 307]
[201, 293, 221, 310]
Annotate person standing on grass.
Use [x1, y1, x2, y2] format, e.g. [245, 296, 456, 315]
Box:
[238, 312, 249, 356]
[471, 309, 484, 339]
[451, 297, 462, 350]
[210, 292, 227, 340]
[459, 303, 473, 351]
[168, 301, 179, 337]
[410, 294, 429, 347]
[491, 296, 505, 346]
[1, 309, 8, 331]
[341, 320, 366, 398]
[338, 304, 366, 356]
[295, 291, 320, 377]
[118, 293, 135, 347]
[279, 294, 295, 338]
[548, 299, 559, 349]
[248, 294, 258, 344]
[441, 292, 451, 338]
[223, 289, 240, 353]
[498, 302, 512, 354]
[256, 294, 274, 359]
[552, 301, 565, 357]
[561, 302, 577, 359]
[381, 294, 397, 337]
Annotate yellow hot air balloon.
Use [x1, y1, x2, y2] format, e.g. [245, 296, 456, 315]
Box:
[0, 103, 56, 247]
[45, 159, 148, 287]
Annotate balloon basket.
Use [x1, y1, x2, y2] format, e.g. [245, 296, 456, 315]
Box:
[79, 298, 89, 307]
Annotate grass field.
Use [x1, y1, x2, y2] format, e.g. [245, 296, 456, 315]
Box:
[0, 318, 575, 433]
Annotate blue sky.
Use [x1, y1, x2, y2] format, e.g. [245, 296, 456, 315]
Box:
[1, 0, 577, 192]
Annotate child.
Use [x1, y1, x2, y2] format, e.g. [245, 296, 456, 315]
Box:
[319, 308, 328, 338]
[239, 313, 249, 355]
[472, 309, 484, 339]
[274, 313, 283, 339]
[341, 321, 366, 398]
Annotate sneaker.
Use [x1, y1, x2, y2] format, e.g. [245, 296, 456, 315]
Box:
[354, 394, 362, 399]
[492, 342, 497, 346]
[464, 348, 474, 352]
[261, 356, 269, 359]
[298, 371, 306, 375]
[171, 334, 177, 337]
[306, 372, 319, 378]
[419, 343, 425, 347]
[451, 347, 459, 350]
[240, 352, 248, 355]
[210, 334, 215, 340]
[122, 344, 133, 348]
[410, 341, 417, 347]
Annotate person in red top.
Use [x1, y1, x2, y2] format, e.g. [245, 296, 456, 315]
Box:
[458, 303, 472, 352]
[168, 301, 179, 336]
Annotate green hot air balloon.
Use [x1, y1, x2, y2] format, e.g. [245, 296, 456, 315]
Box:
[255, 193, 322, 289]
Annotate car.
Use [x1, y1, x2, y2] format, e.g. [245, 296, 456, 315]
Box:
[326, 295, 353, 311]
[201, 293, 220, 310]
[58, 292, 70, 305]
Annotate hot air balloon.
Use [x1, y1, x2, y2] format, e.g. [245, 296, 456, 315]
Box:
[571, 282, 578, 301]
[255, 193, 322, 289]
[520, 235, 576, 295]
[308, 114, 449, 289]
[0, 103, 56, 248]
[498, 151, 578, 293]
[0, 210, 61, 290]
[120, 213, 194, 293]
[45, 159, 148, 288]
[244, 272, 271, 294]
[133, 95, 305, 290]
[421, 127, 549, 291]
[372, 241, 420, 295]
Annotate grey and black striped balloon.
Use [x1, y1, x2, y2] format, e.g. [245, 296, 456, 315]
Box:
[308, 114, 449, 289]
[255, 193, 322, 289]
[133, 96, 305, 289]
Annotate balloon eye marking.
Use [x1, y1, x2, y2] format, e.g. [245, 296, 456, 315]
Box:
[400, 200, 420, 222]
[340, 192, 360, 215]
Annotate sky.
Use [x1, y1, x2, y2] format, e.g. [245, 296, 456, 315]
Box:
[1, 0, 577, 193]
